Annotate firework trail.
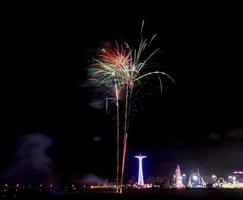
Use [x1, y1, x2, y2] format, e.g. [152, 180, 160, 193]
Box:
[115, 82, 120, 192]
[104, 82, 121, 193]
[89, 46, 125, 192]
[89, 21, 175, 193]
[119, 22, 175, 193]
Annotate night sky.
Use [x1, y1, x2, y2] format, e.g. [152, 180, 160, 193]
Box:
[1, 3, 243, 184]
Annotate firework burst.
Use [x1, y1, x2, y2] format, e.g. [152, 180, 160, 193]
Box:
[89, 21, 175, 193]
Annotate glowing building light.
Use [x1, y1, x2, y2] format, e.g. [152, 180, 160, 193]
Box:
[234, 171, 243, 174]
[134, 154, 147, 186]
[188, 171, 205, 188]
[175, 165, 184, 188]
[212, 175, 217, 179]
[192, 175, 198, 181]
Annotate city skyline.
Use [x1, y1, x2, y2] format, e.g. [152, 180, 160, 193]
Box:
[1, 3, 243, 185]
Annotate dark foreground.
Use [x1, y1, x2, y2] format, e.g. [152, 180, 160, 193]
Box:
[1, 189, 243, 200]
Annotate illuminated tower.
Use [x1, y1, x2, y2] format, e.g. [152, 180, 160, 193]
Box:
[175, 165, 184, 188]
[134, 154, 147, 186]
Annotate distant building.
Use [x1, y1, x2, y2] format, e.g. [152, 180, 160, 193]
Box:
[175, 165, 184, 188]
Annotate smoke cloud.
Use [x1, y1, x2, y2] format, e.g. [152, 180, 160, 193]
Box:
[79, 173, 108, 185]
[3, 133, 56, 185]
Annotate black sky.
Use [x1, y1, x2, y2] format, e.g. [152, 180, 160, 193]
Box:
[1, 3, 243, 182]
